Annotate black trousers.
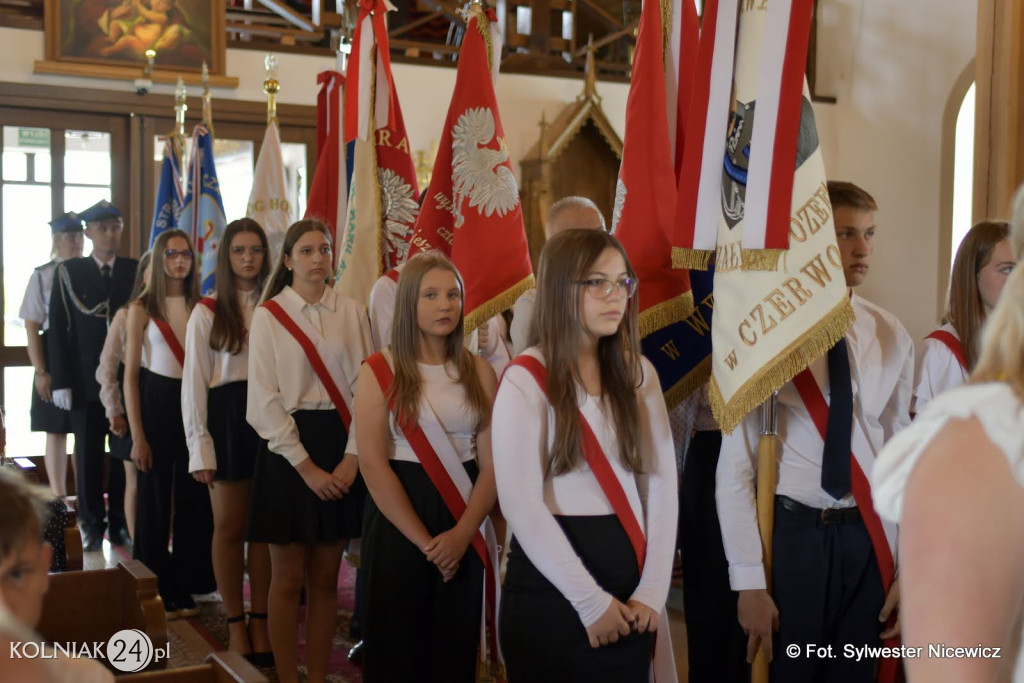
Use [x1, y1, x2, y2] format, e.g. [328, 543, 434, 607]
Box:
[133, 371, 215, 601]
[679, 430, 749, 683]
[70, 400, 125, 538]
[770, 498, 885, 683]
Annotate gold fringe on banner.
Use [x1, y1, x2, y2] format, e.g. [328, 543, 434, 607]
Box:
[709, 297, 855, 433]
[741, 248, 784, 271]
[476, 657, 507, 683]
[671, 246, 714, 271]
[637, 290, 695, 340]
[464, 274, 535, 335]
[663, 355, 711, 411]
[472, 4, 495, 74]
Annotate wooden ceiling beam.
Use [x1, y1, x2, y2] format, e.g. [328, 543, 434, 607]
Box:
[255, 0, 316, 31]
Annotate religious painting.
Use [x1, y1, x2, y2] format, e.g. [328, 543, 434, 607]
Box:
[44, 0, 226, 74]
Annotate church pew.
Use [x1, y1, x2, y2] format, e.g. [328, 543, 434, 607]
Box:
[36, 560, 167, 672]
[119, 652, 267, 683]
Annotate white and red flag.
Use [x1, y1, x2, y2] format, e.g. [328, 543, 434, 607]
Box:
[408, 4, 532, 333]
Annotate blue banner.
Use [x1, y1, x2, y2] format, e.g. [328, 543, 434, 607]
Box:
[149, 134, 185, 249]
[180, 126, 226, 295]
[639, 266, 715, 409]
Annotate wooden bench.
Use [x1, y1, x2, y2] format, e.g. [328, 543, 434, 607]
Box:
[119, 652, 267, 683]
[36, 560, 167, 672]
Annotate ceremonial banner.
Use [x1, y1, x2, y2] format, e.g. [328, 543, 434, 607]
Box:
[149, 133, 186, 249]
[305, 70, 349, 274]
[247, 120, 294, 260]
[613, 0, 703, 406]
[409, 5, 533, 332]
[336, 0, 419, 305]
[708, 4, 853, 433]
[179, 124, 226, 295]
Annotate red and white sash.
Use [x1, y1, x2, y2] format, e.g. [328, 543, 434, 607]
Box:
[151, 317, 185, 368]
[384, 267, 400, 283]
[791, 367, 900, 683]
[261, 296, 355, 429]
[925, 328, 967, 373]
[506, 355, 675, 683]
[198, 296, 216, 313]
[366, 351, 504, 679]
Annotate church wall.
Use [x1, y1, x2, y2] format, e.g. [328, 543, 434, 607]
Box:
[1, 2, 979, 341]
[811, 0, 977, 340]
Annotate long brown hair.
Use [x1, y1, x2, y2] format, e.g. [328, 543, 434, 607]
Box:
[261, 219, 332, 303]
[128, 250, 152, 302]
[389, 251, 489, 431]
[529, 228, 642, 476]
[946, 220, 1010, 369]
[139, 229, 199, 320]
[211, 218, 270, 353]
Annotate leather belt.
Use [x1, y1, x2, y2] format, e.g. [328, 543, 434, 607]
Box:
[777, 495, 861, 525]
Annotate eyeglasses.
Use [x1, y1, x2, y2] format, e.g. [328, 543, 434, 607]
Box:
[164, 249, 194, 261]
[574, 277, 637, 300]
[230, 245, 266, 256]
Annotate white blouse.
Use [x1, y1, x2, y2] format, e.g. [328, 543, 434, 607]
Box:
[912, 322, 968, 414]
[246, 286, 373, 467]
[492, 349, 678, 627]
[182, 289, 259, 473]
[387, 359, 478, 464]
[96, 307, 128, 418]
[141, 296, 189, 379]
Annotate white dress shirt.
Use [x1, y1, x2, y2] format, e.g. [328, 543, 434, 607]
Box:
[96, 307, 128, 418]
[912, 322, 968, 414]
[246, 286, 373, 467]
[19, 259, 64, 330]
[182, 289, 259, 473]
[716, 293, 914, 591]
[509, 287, 536, 356]
[367, 265, 512, 375]
[492, 348, 678, 627]
[141, 296, 188, 379]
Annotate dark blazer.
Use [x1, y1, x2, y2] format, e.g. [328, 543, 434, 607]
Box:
[48, 256, 138, 405]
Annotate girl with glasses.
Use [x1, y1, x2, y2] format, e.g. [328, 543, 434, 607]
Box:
[246, 220, 373, 683]
[124, 228, 215, 618]
[355, 251, 501, 682]
[182, 218, 272, 663]
[493, 228, 678, 682]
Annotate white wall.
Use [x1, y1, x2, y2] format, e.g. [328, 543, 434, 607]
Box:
[1, 1, 978, 340]
[811, 0, 976, 339]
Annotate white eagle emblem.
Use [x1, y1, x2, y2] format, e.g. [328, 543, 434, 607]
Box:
[610, 179, 627, 234]
[378, 168, 418, 266]
[451, 107, 519, 227]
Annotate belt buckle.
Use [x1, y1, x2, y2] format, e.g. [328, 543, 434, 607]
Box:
[820, 507, 840, 525]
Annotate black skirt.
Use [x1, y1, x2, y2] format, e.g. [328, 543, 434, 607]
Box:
[207, 381, 260, 481]
[361, 459, 483, 683]
[30, 331, 72, 434]
[247, 409, 365, 544]
[500, 515, 654, 683]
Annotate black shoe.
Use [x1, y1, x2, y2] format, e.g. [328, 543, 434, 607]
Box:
[348, 640, 364, 666]
[162, 597, 180, 621]
[108, 527, 132, 548]
[82, 531, 103, 553]
[245, 612, 275, 667]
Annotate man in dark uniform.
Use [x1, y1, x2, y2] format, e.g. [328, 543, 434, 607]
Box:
[49, 200, 138, 552]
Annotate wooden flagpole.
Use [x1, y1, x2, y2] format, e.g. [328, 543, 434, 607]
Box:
[752, 393, 779, 683]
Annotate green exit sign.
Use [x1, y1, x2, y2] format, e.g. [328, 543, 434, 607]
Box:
[18, 128, 50, 148]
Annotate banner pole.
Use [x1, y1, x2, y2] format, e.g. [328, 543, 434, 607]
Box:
[752, 392, 779, 683]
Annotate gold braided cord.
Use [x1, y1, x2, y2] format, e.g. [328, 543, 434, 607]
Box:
[709, 297, 855, 433]
[464, 274, 535, 334]
[637, 290, 695, 340]
[671, 246, 714, 271]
